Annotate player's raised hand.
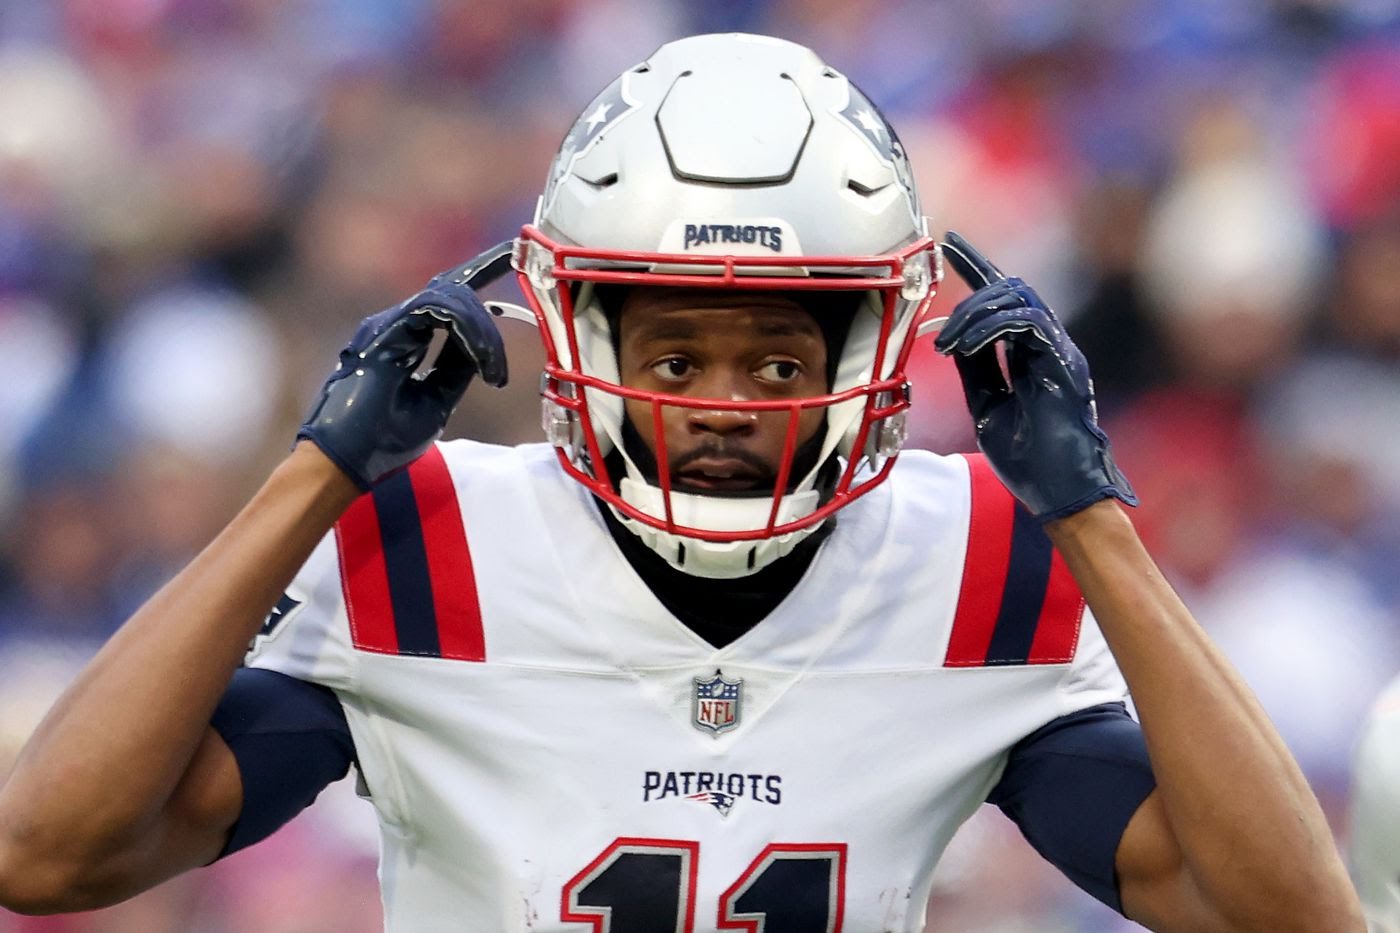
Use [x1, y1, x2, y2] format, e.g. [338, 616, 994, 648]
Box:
[934, 231, 1136, 521]
[297, 242, 513, 490]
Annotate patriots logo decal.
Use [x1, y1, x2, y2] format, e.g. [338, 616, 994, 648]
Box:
[835, 84, 919, 211]
[541, 75, 639, 213]
[687, 791, 737, 817]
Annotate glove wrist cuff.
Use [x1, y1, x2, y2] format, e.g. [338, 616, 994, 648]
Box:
[1035, 484, 1137, 524]
[296, 428, 374, 492]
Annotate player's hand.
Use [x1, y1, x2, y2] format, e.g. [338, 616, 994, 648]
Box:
[934, 231, 1136, 521]
[296, 242, 513, 490]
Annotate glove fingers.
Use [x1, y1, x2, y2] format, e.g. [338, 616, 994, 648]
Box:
[943, 231, 1006, 289]
[343, 305, 403, 357]
[942, 231, 1008, 288]
[439, 240, 515, 292]
[360, 313, 439, 374]
[408, 291, 508, 388]
[447, 302, 508, 387]
[363, 316, 479, 423]
[1004, 338, 1042, 395]
[953, 346, 1010, 420]
[939, 302, 1051, 356]
[933, 287, 1022, 352]
[956, 309, 1053, 355]
[418, 335, 478, 408]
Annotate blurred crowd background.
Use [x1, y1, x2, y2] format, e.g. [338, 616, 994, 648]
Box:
[0, 0, 1397, 930]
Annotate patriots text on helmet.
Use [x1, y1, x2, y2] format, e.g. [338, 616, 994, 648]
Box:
[682, 223, 783, 252]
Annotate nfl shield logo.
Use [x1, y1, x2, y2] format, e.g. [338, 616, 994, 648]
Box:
[692, 669, 742, 735]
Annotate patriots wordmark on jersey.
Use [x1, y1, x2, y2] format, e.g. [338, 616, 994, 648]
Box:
[241, 440, 1128, 932]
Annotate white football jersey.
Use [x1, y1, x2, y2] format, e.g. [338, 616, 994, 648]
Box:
[246, 440, 1128, 932]
[1352, 674, 1400, 933]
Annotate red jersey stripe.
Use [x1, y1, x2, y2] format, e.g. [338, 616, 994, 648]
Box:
[408, 445, 486, 662]
[944, 454, 1017, 667]
[335, 491, 399, 655]
[1026, 547, 1085, 664]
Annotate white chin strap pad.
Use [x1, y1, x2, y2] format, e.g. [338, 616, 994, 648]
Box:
[615, 477, 823, 579]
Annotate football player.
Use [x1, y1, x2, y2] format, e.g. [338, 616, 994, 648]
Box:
[0, 33, 1361, 932]
[1352, 674, 1400, 932]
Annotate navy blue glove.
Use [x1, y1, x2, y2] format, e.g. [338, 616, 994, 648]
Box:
[934, 231, 1136, 521]
[297, 242, 513, 490]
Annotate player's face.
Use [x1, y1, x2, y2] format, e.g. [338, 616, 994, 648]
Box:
[615, 288, 830, 494]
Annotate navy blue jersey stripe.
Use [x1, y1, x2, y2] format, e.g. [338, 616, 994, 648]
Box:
[984, 504, 1052, 665]
[372, 469, 442, 657]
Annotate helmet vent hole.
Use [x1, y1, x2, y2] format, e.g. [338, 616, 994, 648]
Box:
[847, 178, 881, 197]
[634, 64, 650, 73]
[587, 173, 619, 189]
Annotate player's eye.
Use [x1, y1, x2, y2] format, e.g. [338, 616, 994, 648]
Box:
[755, 359, 803, 383]
[651, 356, 693, 380]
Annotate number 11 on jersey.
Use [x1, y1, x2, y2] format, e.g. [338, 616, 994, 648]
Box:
[561, 837, 846, 932]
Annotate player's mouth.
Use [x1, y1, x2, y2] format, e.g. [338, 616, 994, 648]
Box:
[674, 458, 765, 492]
[668, 448, 774, 494]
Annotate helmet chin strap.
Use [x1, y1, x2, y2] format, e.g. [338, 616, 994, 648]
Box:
[614, 478, 823, 579]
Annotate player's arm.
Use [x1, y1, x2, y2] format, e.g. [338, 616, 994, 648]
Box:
[0, 446, 359, 913]
[0, 249, 510, 914]
[937, 232, 1364, 932]
[1047, 501, 1358, 930]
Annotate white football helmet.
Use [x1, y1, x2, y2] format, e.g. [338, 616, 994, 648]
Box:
[514, 32, 941, 578]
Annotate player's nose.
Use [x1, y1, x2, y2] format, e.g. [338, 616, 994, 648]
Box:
[684, 367, 758, 437]
[686, 405, 758, 437]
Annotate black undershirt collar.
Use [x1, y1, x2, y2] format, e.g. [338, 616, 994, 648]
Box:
[596, 498, 830, 648]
